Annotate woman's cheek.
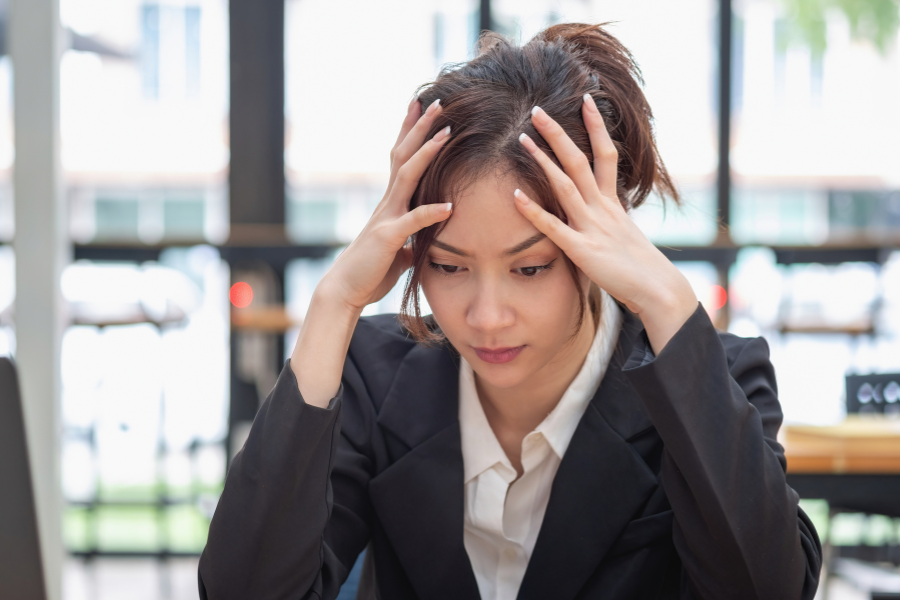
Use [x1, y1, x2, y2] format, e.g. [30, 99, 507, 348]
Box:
[420, 272, 461, 331]
[516, 271, 583, 332]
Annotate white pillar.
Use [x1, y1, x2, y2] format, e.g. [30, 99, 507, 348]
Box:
[10, 0, 66, 598]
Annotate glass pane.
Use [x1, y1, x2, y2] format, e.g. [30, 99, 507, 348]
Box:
[729, 248, 900, 425]
[59, 246, 229, 552]
[60, 0, 230, 244]
[732, 0, 900, 244]
[728, 1, 900, 426]
[285, 0, 479, 245]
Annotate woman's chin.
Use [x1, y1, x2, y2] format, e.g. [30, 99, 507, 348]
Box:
[470, 359, 534, 391]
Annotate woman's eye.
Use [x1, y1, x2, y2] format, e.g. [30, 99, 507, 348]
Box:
[428, 261, 462, 275]
[514, 259, 555, 278]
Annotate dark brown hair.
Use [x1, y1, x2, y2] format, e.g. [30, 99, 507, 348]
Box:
[400, 23, 678, 343]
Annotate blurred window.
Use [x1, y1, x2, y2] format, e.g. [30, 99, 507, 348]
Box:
[284, 0, 718, 246]
[60, 247, 229, 554]
[57, 0, 230, 555]
[141, 4, 160, 99]
[732, 0, 900, 245]
[61, 0, 229, 244]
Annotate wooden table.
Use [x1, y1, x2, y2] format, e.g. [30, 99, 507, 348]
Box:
[231, 306, 301, 333]
[783, 419, 900, 517]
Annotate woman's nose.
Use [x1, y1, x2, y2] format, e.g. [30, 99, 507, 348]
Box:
[466, 282, 515, 333]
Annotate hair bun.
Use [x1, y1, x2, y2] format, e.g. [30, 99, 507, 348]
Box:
[534, 23, 677, 206]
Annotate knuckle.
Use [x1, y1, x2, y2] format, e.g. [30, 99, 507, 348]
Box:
[544, 215, 562, 234]
[394, 149, 411, 167]
[558, 180, 579, 199]
[395, 165, 413, 184]
[600, 145, 618, 161]
[573, 152, 591, 170]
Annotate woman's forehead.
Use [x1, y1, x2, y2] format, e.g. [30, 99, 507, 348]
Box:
[433, 175, 548, 257]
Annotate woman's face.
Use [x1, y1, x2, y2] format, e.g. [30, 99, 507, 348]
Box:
[421, 173, 592, 391]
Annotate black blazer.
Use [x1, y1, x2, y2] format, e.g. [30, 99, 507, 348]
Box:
[199, 304, 822, 600]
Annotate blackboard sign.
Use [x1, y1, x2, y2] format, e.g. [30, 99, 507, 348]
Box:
[846, 373, 900, 415]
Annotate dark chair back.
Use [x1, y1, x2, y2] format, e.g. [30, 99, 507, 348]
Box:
[0, 357, 47, 600]
[846, 373, 900, 415]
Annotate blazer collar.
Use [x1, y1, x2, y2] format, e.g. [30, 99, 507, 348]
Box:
[370, 340, 481, 600]
[370, 308, 656, 600]
[375, 338, 461, 449]
[375, 306, 650, 447]
[517, 307, 658, 600]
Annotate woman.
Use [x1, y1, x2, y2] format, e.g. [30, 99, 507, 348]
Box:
[199, 24, 821, 600]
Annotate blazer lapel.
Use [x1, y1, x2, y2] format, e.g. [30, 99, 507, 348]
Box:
[517, 309, 658, 600]
[369, 342, 481, 600]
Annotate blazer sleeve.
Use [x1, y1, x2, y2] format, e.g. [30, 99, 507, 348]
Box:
[622, 304, 822, 600]
[198, 354, 375, 600]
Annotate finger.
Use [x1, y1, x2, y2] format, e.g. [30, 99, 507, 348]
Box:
[530, 106, 602, 205]
[392, 98, 443, 172]
[391, 202, 453, 242]
[512, 188, 580, 254]
[581, 94, 619, 200]
[389, 125, 452, 206]
[392, 97, 421, 151]
[518, 132, 590, 221]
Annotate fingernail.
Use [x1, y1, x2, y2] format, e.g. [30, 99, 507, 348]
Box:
[439, 202, 453, 213]
[432, 125, 451, 143]
[531, 106, 543, 117]
[427, 98, 441, 114]
[583, 93, 593, 106]
[518, 132, 529, 143]
[514, 189, 528, 204]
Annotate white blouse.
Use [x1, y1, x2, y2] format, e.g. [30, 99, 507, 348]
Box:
[458, 289, 623, 600]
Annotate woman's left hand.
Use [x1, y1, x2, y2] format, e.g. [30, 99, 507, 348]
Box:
[513, 95, 698, 354]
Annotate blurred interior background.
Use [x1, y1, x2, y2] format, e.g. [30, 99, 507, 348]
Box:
[2, 0, 900, 598]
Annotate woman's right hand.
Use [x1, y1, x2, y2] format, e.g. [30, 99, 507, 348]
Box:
[290, 97, 452, 408]
[318, 97, 453, 313]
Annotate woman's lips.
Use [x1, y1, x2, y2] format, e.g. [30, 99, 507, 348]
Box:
[473, 345, 525, 364]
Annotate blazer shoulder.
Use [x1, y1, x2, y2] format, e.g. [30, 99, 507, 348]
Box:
[345, 313, 419, 409]
[716, 329, 772, 370]
[350, 313, 418, 355]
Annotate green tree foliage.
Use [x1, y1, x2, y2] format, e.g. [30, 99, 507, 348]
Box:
[778, 0, 900, 55]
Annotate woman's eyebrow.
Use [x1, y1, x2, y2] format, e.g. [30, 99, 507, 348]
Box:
[431, 239, 469, 257]
[430, 233, 547, 258]
[504, 233, 547, 256]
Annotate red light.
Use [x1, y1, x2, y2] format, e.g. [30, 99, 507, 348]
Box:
[230, 282, 253, 308]
[709, 284, 727, 310]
